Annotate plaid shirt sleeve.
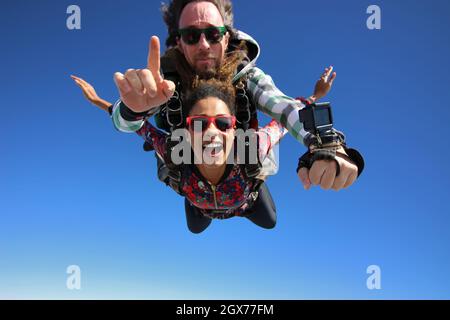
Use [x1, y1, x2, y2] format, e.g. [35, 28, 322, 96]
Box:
[111, 99, 146, 133]
[246, 67, 311, 146]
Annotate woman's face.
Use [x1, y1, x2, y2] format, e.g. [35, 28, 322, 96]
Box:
[187, 97, 235, 167]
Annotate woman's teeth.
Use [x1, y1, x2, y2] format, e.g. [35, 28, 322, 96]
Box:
[203, 142, 223, 150]
[203, 142, 224, 157]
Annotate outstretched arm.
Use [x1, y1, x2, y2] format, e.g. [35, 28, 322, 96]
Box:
[306, 66, 337, 103]
[247, 66, 362, 191]
[71, 74, 168, 156]
[71, 75, 112, 113]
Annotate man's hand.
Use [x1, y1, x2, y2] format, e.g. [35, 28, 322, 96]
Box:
[71, 75, 112, 112]
[71, 75, 101, 104]
[312, 66, 337, 101]
[113, 36, 176, 113]
[297, 147, 358, 191]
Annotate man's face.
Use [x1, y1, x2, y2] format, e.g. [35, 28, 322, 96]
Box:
[177, 1, 230, 78]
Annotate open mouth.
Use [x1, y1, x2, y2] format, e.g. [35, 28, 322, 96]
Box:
[202, 141, 224, 157]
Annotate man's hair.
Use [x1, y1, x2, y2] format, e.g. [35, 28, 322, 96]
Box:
[161, 0, 234, 48]
[180, 45, 244, 117]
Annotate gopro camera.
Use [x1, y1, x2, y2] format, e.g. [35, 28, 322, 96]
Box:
[299, 102, 333, 135]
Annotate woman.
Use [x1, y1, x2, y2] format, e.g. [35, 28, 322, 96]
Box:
[73, 73, 284, 233]
[71, 50, 336, 234]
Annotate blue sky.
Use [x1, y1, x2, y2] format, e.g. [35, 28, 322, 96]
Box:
[1, 0, 450, 299]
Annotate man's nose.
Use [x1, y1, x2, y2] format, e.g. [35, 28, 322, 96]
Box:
[197, 33, 211, 50]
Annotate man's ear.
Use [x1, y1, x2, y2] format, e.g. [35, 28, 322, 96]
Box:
[224, 32, 230, 48]
[176, 38, 183, 52]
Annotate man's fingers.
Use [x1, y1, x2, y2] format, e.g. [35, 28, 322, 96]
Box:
[329, 72, 337, 86]
[71, 75, 88, 85]
[298, 168, 312, 190]
[321, 69, 328, 80]
[114, 72, 132, 95]
[327, 66, 333, 77]
[147, 36, 162, 83]
[321, 66, 333, 82]
[137, 68, 158, 98]
[71, 77, 86, 89]
[73, 79, 83, 88]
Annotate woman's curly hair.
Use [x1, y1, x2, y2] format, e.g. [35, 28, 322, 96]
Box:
[161, 0, 234, 48]
[180, 44, 245, 116]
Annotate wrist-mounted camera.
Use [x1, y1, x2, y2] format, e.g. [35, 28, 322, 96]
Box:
[297, 101, 345, 176]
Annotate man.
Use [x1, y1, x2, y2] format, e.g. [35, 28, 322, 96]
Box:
[112, 0, 363, 192]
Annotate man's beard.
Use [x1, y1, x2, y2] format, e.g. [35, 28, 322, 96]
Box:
[195, 60, 219, 80]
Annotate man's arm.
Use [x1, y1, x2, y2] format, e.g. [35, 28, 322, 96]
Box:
[71, 75, 113, 113]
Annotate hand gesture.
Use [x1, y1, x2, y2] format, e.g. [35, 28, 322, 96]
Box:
[113, 36, 176, 113]
[313, 66, 337, 101]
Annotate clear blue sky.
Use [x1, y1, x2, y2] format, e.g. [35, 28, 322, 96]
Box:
[1, 0, 450, 299]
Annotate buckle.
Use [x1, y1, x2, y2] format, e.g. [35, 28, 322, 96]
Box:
[166, 90, 183, 128]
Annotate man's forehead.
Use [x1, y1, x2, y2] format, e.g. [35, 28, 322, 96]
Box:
[179, 1, 225, 28]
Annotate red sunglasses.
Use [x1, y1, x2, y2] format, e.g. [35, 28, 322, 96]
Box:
[186, 115, 236, 132]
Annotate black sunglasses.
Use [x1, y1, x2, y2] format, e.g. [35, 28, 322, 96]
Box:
[178, 26, 227, 45]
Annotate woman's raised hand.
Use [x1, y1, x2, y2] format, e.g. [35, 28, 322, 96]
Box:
[113, 36, 176, 113]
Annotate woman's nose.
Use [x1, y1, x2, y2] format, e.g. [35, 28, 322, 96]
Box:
[203, 121, 225, 139]
[205, 121, 220, 133]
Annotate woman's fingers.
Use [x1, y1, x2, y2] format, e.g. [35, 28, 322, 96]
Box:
[309, 160, 327, 186]
[319, 162, 337, 190]
[332, 167, 347, 191]
[298, 167, 312, 190]
[343, 171, 358, 189]
[147, 36, 163, 83]
[114, 72, 132, 95]
[137, 68, 157, 98]
[124, 69, 144, 96]
[161, 79, 176, 100]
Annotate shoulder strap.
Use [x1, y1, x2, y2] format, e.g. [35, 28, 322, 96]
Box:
[235, 78, 258, 130]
